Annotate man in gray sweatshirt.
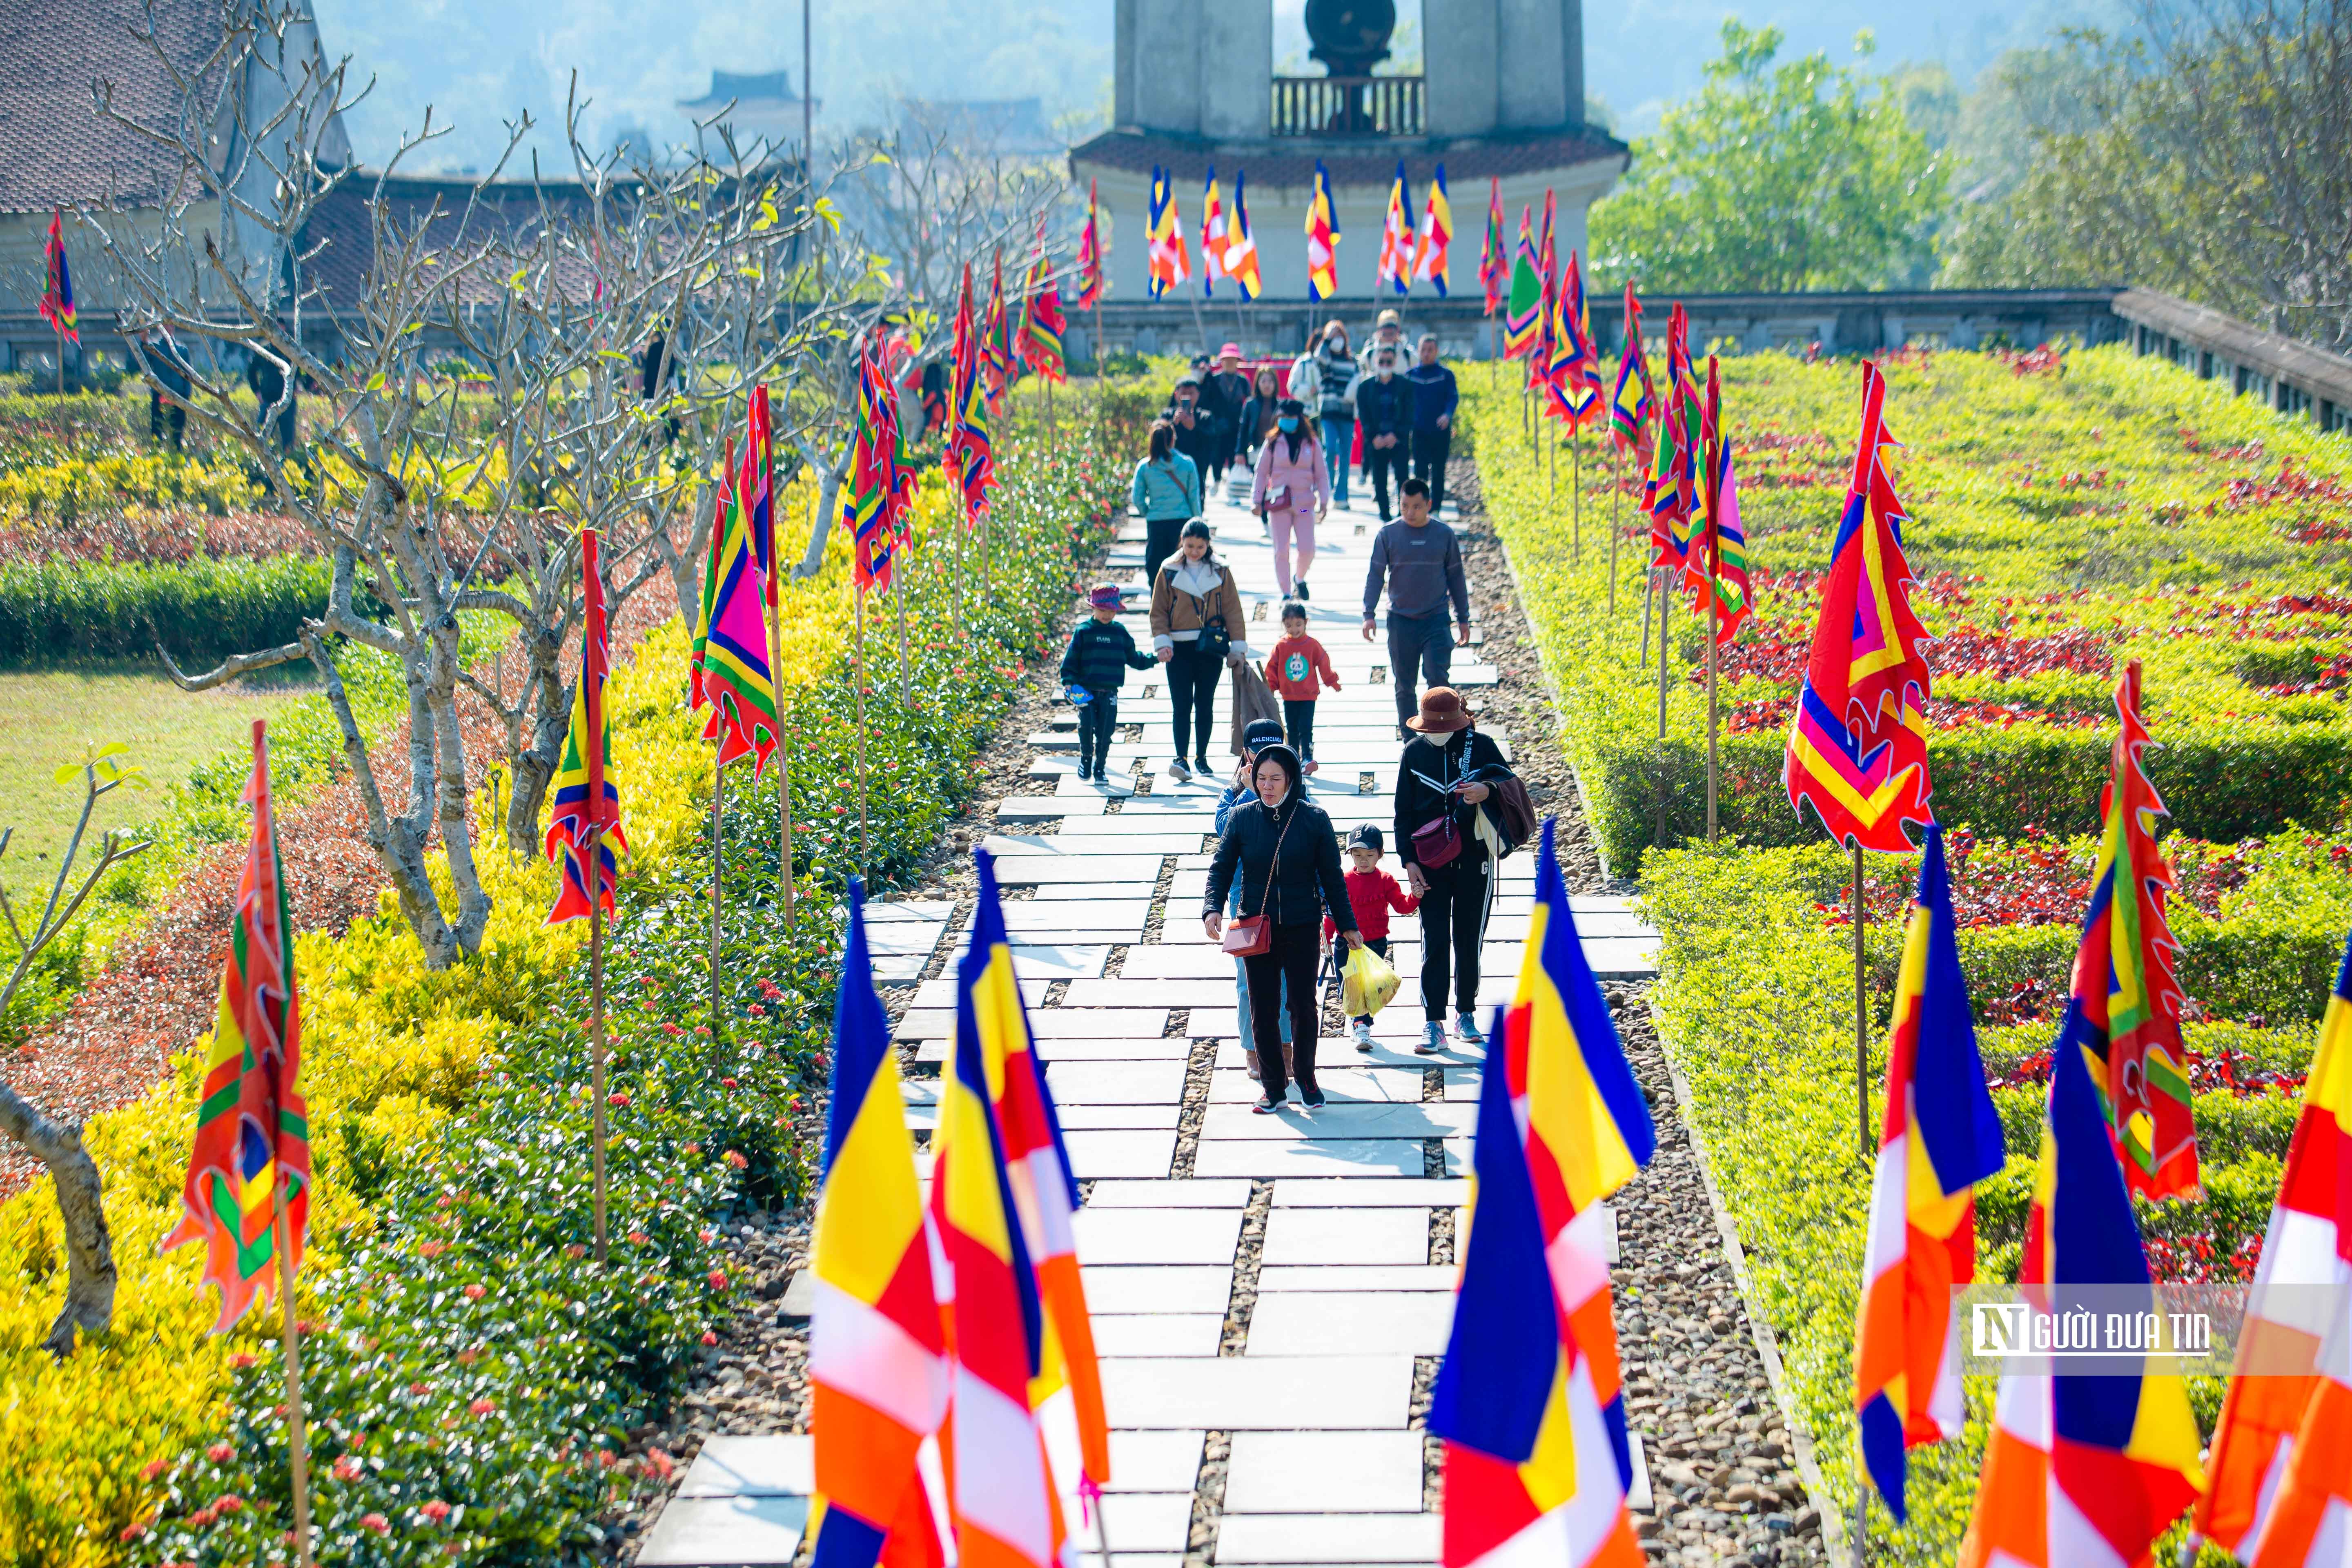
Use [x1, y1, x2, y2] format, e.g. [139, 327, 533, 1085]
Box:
[1360, 478, 1472, 734]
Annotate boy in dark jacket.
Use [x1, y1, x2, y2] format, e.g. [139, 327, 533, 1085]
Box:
[1059, 584, 1155, 782]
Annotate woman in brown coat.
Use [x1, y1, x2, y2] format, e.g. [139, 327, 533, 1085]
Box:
[1149, 519, 1254, 781]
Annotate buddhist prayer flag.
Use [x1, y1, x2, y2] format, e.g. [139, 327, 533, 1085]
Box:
[1780, 359, 1935, 855]
[1305, 161, 1340, 302]
[1688, 356, 1751, 644]
[41, 209, 76, 343]
[1016, 226, 1066, 384]
[2197, 927, 2352, 1562]
[1544, 252, 1601, 429]
[1503, 209, 1542, 359]
[809, 883, 949, 1568]
[1377, 161, 1414, 296]
[1852, 825, 2005, 1523]
[1479, 177, 1506, 316]
[948, 264, 995, 524]
[693, 438, 782, 773]
[1147, 167, 1189, 298]
[2064, 660, 2198, 1200]
[1200, 167, 1230, 295]
[1074, 180, 1103, 311]
[1225, 172, 1263, 301]
[1609, 285, 1653, 457]
[165, 720, 310, 1332]
[959, 853, 1111, 1490]
[1412, 163, 1452, 296]
[543, 527, 626, 925]
[933, 862, 1073, 1568]
[1430, 820, 1652, 1568]
[1956, 1012, 2205, 1568]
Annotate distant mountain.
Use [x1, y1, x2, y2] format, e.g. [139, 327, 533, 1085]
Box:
[310, 0, 2124, 172]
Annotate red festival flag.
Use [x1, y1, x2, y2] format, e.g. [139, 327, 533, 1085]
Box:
[544, 528, 628, 924]
[165, 722, 310, 1331]
[1074, 180, 1104, 311]
[41, 209, 78, 343]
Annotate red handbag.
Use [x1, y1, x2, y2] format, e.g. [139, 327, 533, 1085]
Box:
[1221, 804, 1296, 957]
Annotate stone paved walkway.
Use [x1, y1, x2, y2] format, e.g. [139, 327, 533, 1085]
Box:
[639, 487, 1663, 1568]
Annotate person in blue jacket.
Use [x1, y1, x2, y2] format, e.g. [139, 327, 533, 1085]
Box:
[1131, 418, 1203, 584]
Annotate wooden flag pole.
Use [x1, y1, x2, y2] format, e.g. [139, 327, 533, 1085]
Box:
[1853, 1488, 1869, 1568]
[272, 1196, 317, 1568]
[1706, 590, 1720, 843]
[1606, 442, 1621, 620]
[1655, 574, 1670, 741]
[587, 820, 610, 1261]
[1853, 838, 1869, 1157]
[1546, 419, 1556, 500]
[709, 754, 726, 1035]
[54, 328, 65, 397]
[893, 584, 914, 708]
[766, 594, 795, 929]
[1571, 425, 1581, 566]
[1637, 566, 1654, 667]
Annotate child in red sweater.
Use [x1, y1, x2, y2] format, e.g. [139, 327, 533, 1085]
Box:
[1263, 602, 1340, 773]
[1323, 824, 1418, 1049]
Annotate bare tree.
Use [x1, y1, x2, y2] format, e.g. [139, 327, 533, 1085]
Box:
[0, 748, 151, 1355]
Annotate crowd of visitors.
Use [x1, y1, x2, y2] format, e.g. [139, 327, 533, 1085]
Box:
[1107, 311, 1511, 1108]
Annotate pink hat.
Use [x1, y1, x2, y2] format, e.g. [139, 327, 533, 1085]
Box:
[1218, 342, 1242, 359]
[1088, 582, 1124, 609]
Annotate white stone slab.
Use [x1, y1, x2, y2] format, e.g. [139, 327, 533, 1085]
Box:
[637, 1496, 808, 1565]
[1209, 1067, 1426, 1105]
[987, 833, 1207, 858]
[1007, 944, 1113, 980]
[1058, 1105, 1183, 1131]
[1086, 1178, 1252, 1208]
[1120, 947, 1254, 980]
[900, 1008, 1169, 1040]
[1198, 1102, 1473, 1141]
[1081, 1266, 1236, 1315]
[1090, 1492, 1198, 1553]
[1047, 1061, 1189, 1105]
[993, 855, 1169, 884]
[1214, 1513, 1443, 1564]
[1065, 979, 1242, 1008]
[918, 1036, 1194, 1065]
[998, 900, 1153, 932]
[906, 977, 1053, 1009]
[1093, 1429, 1208, 1493]
[1256, 1264, 1457, 1292]
[1245, 1292, 1455, 1358]
[999, 795, 1109, 820]
[1101, 1355, 1413, 1430]
[1092, 1314, 1226, 1357]
[676, 1435, 814, 1497]
[1189, 1140, 1427, 1179]
[1260, 1206, 1430, 1266]
[1064, 1129, 1176, 1179]
[1222, 1432, 1426, 1513]
[1275, 1179, 1470, 1207]
[1074, 1207, 1243, 1266]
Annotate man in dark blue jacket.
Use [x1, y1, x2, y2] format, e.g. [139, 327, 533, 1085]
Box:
[1404, 335, 1459, 511]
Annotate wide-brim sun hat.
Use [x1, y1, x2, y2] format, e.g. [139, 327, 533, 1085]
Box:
[1406, 686, 1476, 733]
[1219, 342, 1243, 359]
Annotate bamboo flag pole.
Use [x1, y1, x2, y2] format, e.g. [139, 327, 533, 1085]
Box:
[1706, 589, 1720, 843]
[709, 754, 726, 1035]
[854, 583, 871, 875]
[1638, 566, 1654, 667]
[272, 1195, 317, 1568]
[765, 592, 794, 929]
[1656, 574, 1670, 740]
[1853, 838, 1869, 1157]
[1606, 441, 1621, 619]
[893, 585, 914, 708]
[1547, 419, 1557, 499]
[587, 820, 610, 1260]
[1571, 425, 1582, 565]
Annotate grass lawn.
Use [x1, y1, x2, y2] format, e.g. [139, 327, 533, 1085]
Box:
[0, 664, 312, 893]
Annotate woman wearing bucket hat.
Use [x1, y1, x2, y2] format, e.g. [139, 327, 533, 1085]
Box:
[1204, 743, 1362, 1111]
[1204, 344, 1253, 487]
[1393, 687, 1516, 1054]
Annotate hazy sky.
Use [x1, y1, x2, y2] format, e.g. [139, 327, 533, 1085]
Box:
[312, 0, 2124, 172]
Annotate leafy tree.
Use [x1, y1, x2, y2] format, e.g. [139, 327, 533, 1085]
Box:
[1588, 21, 1947, 292]
[1940, 1, 2352, 352]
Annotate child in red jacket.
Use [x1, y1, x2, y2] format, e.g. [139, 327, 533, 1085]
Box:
[1323, 824, 1418, 1049]
[1263, 602, 1340, 772]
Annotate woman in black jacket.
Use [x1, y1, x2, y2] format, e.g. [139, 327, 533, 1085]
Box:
[1393, 687, 1515, 1054]
[1204, 745, 1362, 1111]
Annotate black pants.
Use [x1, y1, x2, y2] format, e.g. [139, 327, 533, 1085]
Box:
[1166, 651, 1222, 763]
[1077, 689, 1119, 774]
[1245, 922, 1324, 1098]
[1366, 442, 1409, 520]
[1283, 698, 1316, 761]
[1143, 516, 1187, 587]
[1350, 935, 1391, 1025]
[1386, 612, 1456, 729]
[1411, 427, 1451, 510]
[1417, 854, 1493, 1020]
[149, 394, 185, 450]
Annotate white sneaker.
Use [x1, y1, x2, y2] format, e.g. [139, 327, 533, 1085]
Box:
[1416, 1021, 1445, 1055]
[1167, 758, 1192, 782]
[1353, 1021, 1376, 1051]
[1455, 1012, 1486, 1045]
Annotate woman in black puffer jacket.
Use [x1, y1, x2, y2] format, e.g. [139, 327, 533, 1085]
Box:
[1204, 744, 1362, 1111]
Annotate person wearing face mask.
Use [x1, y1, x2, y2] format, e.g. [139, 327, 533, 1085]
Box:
[1235, 365, 1286, 477]
[1354, 347, 1413, 523]
[1249, 398, 1330, 599]
[1405, 334, 1459, 512]
[1165, 374, 1218, 474]
[1312, 322, 1359, 510]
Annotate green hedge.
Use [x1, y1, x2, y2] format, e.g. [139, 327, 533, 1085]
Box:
[0, 555, 342, 664]
[1581, 725, 2352, 876]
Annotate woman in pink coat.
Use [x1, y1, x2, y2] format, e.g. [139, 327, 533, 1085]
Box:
[1250, 398, 1332, 599]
